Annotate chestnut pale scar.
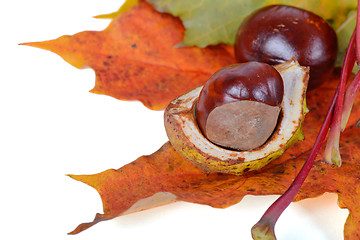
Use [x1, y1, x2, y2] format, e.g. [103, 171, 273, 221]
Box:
[206, 101, 281, 151]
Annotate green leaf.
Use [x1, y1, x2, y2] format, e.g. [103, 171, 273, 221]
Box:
[335, 10, 357, 67]
[147, 0, 357, 48]
[147, 0, 265, 47]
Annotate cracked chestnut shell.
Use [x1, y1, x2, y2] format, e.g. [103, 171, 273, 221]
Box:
[234, 5, 337, 89]
[164, 59, 309, 175]
[196, 62, 284, 151]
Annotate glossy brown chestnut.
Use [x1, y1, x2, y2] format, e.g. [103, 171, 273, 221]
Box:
[196, 62, 284, 151]
[234, 5, 337, 89]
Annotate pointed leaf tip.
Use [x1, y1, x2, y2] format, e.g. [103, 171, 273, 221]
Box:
[68, 213, 111, 235]
[95, 0, 139, 19]
[66, 174, 80, 181]
[20, 37, 88, 69]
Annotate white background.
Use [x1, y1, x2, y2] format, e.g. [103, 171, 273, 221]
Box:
[1, 0, 349, 239]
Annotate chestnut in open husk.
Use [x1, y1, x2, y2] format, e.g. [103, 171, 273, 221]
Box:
[164, 59, 309, 175]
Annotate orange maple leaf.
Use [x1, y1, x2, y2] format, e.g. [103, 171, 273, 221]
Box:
[68, 72, 360, 239]
[22, 1, 235, 110]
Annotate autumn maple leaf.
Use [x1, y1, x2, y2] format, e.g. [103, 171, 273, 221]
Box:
[67, 72, 360, 239]
[22, 1, 234, 110]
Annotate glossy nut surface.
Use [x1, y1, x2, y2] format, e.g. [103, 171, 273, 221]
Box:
[234, 5, 337, 89]
[195, 62, 284, 150]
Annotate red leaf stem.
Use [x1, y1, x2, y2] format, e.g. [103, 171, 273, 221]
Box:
[342, 1, 360, 130]
[341, 71, 360, 130]
[323, 30, 356, 166]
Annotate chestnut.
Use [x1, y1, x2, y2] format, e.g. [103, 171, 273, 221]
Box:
[195, 62, 284, 151]
[234, 5, 337, 89]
